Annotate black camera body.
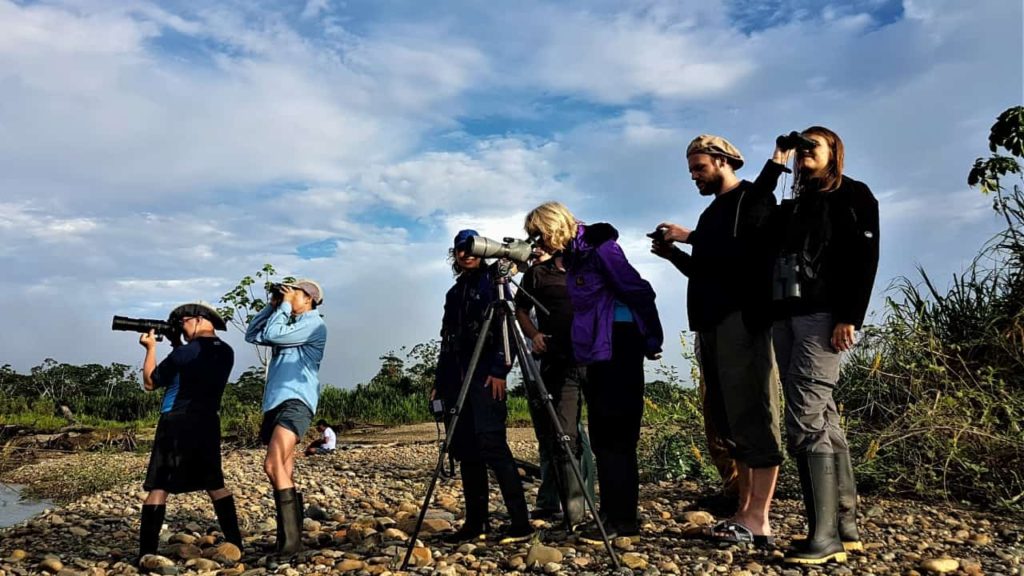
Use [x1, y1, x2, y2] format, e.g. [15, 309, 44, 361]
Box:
[111, 315, 182, 344]
[776, 131, 818, 152]
[773, 254, 803, 301]
[646, 227, 668, 241]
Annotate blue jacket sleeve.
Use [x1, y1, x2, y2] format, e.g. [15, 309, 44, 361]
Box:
[595, 240, 664, 355]
[244, 306, 274, 345]
[259, 303, 323, 347]
[150, 343, 195, 389]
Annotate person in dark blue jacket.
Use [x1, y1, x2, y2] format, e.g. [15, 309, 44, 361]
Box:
[137, 302, 240, 560]
[432, 229, 533, 545]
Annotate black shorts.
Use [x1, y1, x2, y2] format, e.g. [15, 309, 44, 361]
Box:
[260, 399, 314, 445]
[144, 412, 225, 494]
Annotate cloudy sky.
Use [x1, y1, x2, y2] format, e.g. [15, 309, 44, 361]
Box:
[1, 0, 1020, 388]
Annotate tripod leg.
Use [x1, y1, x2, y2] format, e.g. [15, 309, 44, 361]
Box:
[401, 305, 498, 570]
[502, 305, 619, 568]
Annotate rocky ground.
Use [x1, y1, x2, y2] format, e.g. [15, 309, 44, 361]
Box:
[0, 425, 1021, 576]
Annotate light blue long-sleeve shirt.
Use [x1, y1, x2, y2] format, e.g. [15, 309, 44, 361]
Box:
[245, 302, 327, 413]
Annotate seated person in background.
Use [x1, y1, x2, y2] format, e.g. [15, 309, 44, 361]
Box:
[304, 419, 337, 455]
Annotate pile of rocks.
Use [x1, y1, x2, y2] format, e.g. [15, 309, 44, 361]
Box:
[0, 433, 1021, 575]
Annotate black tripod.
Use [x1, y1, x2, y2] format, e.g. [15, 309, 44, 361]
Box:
[401, 262, 619, 569]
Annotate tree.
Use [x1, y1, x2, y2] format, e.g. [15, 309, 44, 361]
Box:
[217, 263, 295, 366]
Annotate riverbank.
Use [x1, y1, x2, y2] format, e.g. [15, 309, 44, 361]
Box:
[0, 425, 1021, 575]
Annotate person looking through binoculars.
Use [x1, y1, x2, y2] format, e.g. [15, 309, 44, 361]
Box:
[136, 302, 241, 560]
[772, 126, 879, 565]
[245, 279, 327, 555]
[524, 202, 663, 545]
[431, 229, 534, 545]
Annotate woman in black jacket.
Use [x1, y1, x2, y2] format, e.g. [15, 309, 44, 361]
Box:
[773, 126, 879, 565]
[432, 229, 534, 545]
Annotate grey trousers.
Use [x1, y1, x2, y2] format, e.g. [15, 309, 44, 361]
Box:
[773, 312, 850, 455]
[697, 311, 783, 469]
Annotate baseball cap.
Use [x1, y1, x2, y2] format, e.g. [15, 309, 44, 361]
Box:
[282, 279, 323, 306]
[453, 229, 479, 250]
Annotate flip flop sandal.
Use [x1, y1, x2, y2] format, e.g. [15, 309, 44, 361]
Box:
[704, 520, 776, 549]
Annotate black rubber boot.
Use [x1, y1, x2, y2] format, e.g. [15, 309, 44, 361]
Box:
[553, 452, 586, 531]
[444, 461, 490, 543]
[784, 454, 847, 565]
[139, 504, 166, 558]
[212, 495, 243, 550]
[835, 452, 863, 552]
[274, 488, 303, 555]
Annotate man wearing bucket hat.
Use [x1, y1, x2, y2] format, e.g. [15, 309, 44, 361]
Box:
[650, 135, 789, 546]
[137, 302, 241, 560]
[245, 279, 327, 554]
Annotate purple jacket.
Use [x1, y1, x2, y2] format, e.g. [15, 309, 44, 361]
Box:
[565, 223, 664, 365]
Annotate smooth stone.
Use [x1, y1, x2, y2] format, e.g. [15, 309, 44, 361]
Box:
[39, 557, 65, 573]
[612, 537, 634, 550]
[185, 558, 220, 571]
[6, 549, 28, 562]
[543, 562, 562, 574]
[622, 553, 648, 570]
[336, 558, 365, 571]
[409, 547, 433, 567]
[683, 511, 715, 526]
[526, 544, 563, 567]
[212, 543, 242, 562]
[968, 534, 992, 546]
[920, 558, 960, 573]
[169, 534, 197, 545]
[169, 543, 202, 560]
[139, 555, 174, 570]
[306, 505, 328, 521]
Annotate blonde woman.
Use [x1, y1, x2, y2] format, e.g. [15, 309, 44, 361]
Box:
[524, 202, 663, 544]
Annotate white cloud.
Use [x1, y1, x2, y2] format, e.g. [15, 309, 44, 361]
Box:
[0, 0, 1018, 390]
[301, 0, 330, 20]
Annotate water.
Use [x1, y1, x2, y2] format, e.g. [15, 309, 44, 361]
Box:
[0, 483, 51, 528]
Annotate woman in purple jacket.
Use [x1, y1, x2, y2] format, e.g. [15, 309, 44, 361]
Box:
[524, 202, 664, 544]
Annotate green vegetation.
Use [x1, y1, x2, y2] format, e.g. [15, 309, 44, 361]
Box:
[838, 107, 1024, 510]
[2, 109, 1021, 511]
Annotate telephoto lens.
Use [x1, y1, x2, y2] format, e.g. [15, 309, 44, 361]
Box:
[111, 315, 173, 335]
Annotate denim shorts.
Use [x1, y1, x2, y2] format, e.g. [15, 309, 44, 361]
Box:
[260, 399, 314, 445]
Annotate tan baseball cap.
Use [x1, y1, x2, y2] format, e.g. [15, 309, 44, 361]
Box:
[686, 134, 744, 169]
[283, 279, 323, 306]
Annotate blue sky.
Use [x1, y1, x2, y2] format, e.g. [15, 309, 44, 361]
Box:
[0, 0, 1020, 388]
